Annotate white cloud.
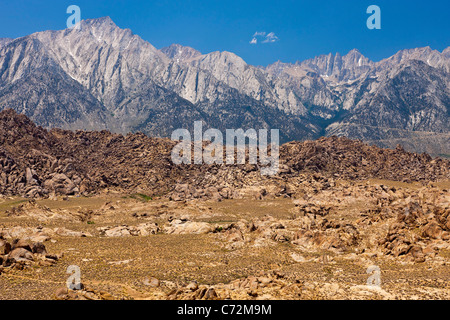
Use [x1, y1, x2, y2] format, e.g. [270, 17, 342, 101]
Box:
[262, 32, 279, 43]
[250, 31, 279, 45]
[253, 31, 266, 37]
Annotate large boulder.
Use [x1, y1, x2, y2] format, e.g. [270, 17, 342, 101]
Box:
[165, 219, 214, 235]
[43, 173, 78, 195]
[9, 248, 34, 262]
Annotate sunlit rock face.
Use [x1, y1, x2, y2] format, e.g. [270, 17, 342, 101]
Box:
[0, 17, 448, 154]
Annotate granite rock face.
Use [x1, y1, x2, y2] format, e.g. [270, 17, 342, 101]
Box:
[0, 17, 448, 154]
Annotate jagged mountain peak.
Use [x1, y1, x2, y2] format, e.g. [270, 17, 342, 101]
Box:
[384, 46, 442, 60]
[377, 46, 450, 73]
[23, 16, 135, 52]
[160, 43, 201, 62]
[194, 50, 249, 70]
[347, 48, 361, 54]
[0, 19, 448, 156]
[344, 48, 364, 59]
[82, 16, 116, 28]
[78, 16, 133, 43]
[393, 46, 435, 58]
[26, 15, 168, 75]
[295, 49, 373, 83]
[342, 49, 373, 68]
[265, 60, 292, 75]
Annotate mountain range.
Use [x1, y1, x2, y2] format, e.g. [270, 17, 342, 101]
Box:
[0, 17, 448, 155]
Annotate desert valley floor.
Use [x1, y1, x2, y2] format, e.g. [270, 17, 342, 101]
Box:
[1, 178, 449, 300]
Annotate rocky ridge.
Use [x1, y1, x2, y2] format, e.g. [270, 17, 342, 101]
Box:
[0, 109, 448, 199]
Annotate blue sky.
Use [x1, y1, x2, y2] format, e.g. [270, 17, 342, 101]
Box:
[0, 0, 448, 66]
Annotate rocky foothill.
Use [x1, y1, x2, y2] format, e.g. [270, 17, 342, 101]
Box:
[1, 109, 448, 201]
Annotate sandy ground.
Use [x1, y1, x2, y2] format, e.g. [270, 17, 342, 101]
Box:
[0, 179, 449, 300]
